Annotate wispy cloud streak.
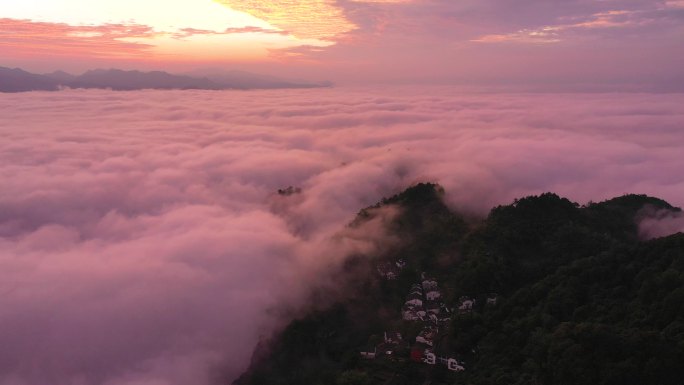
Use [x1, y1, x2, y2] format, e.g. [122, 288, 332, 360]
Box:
[0, 18, 155, 58]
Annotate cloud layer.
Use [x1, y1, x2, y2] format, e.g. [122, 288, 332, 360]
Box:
[0, 87, 683, 385]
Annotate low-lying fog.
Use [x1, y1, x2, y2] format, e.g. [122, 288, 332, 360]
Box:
[1, 87, 683, 385]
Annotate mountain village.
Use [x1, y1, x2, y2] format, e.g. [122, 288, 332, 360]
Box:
[361, 259, 498, 374]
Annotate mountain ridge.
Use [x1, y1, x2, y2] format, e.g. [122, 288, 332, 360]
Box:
[0, 66, 333, 92]
[233, 184, 684, 385]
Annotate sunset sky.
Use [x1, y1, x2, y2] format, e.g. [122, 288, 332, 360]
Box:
[1, 0, 683, 86]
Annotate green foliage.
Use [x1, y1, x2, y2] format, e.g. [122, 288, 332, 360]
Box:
[451, 219, 684, 384]
[236, 188, 684, 385]
[355, 183, 468, 272]
[584, 194, 679, 243]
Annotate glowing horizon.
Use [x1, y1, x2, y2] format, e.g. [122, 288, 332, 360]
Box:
[0, 0, 337, 65]
[0, 0, 682, 87]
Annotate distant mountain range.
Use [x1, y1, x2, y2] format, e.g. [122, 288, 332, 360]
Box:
[0, 66, 333, 93]
[185, 69, 333, 90]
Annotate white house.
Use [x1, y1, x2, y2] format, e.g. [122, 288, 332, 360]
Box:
[426, 289, 441, 301]
[458, 296, 475, 312]
[416, 328, 437, 347]
[423, 352, 436, 365]
[422, 279, 438, 291]
[416, 335, 434, 347]
[405, 293, 423, 307]
[447, 358, 465, 372]
[403, 305, 423, 321]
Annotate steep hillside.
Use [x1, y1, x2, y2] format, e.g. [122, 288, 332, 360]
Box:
[234, 185, 684, 385]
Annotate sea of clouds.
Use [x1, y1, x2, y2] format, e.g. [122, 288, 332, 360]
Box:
[1, 87, 683, 385]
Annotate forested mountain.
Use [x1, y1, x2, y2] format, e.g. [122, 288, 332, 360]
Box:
[234, 184, 684, 385]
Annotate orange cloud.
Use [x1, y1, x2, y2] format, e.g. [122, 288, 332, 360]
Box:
[215, 0, 357, 40]
[172, 26, 290, 40]
[0, 18, 328, 65]
[472, 9, 660, 44]
[0, 18, 156, 59]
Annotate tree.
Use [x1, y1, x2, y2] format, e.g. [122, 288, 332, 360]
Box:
[336, 370, 372, 385]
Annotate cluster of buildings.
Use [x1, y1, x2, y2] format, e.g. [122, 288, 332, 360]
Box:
[405, 274, 465, 371]
[401, 276, 450, 324]
[362, 270, 466, 372]
[363, 265, 500, 373]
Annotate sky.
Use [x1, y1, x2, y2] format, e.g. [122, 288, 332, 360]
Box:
[1, 87, 684, 385]
[1, 0, 683, 86]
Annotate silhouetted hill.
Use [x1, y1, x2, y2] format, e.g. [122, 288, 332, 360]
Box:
[43, 70, 77, 84]
[68, 69, 221, 90]
[1, 66, 333, 92]
[234, 186, 684, 385]
[0, 66, 59, 92]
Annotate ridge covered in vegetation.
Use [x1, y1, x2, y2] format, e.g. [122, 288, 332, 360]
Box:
[234, 184, 684, 385]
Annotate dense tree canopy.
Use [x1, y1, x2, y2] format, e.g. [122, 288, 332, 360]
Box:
[234, 185, 684, 385]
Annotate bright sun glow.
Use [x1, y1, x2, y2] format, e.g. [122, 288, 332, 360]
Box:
[0, 0, 266, 32]
[216, 0, 357, 40]
[0, 0, 335, 62]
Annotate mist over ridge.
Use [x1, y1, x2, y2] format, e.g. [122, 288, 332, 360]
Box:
[1, 87, 684, 385]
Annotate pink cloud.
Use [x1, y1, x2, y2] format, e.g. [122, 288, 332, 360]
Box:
[172, 26, 290, 40]
[0, 87, 683, 384]
[639, 210, 684, 239]
[0, 18, 156, 60]
[243, 0, 684, 87]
